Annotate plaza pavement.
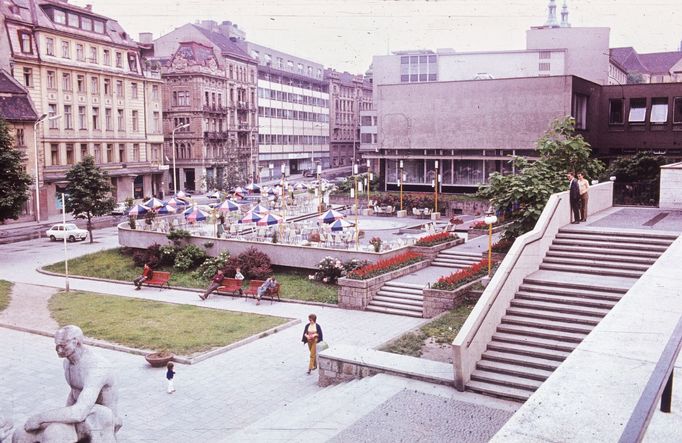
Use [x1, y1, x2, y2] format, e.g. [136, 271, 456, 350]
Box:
[0, 226, 518, 441]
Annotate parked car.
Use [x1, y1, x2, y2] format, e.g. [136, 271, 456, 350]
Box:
[302, 169, 315, 177]
[46, 223, 88, 242]
[111, 202, 127, 215]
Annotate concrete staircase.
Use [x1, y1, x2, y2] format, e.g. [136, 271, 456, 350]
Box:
[431, 249, 483, 269]
[366, 281, 425, 317]
[466, 227, 677, 402]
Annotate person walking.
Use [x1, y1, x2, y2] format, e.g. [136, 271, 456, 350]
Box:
[133, 262, 153, 290]
[200, 269, 225, 300]
[567, 172, 581, 224]
[301, 314, 323, 374]
[166, 362, 176, 394]
[578, 172, 590, 222]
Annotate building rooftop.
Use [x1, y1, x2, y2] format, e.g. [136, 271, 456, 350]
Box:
[191, 24, 253, 63]
[0, 69, 38, 122]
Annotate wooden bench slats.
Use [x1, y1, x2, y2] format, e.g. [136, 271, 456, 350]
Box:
[144, 271, 171, 289]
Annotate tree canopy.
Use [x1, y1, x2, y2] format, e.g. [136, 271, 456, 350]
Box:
[603, 151, 668, 183]
[65, 155, 114, 242]
[0, 118, 32, 223]
[477, 117, 605, 239]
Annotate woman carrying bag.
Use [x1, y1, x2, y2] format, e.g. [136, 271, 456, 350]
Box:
[301, 314, 323, 374]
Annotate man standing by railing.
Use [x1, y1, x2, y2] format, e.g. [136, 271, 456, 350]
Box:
[578, 172, 590, 222]
[567, 172, 581, 224]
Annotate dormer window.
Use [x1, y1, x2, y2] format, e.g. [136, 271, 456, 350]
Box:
[18, 31, 32, 54]
[53, 10, 66, 25]
[67, 12, 79, 27]
[81, 17, 92, 31]
[128, 53, 138, 72]
[93, 20, 104, 33]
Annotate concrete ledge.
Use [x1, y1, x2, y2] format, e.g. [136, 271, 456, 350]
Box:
[318, 344, 454, 387]
[423, 278, 483, 318]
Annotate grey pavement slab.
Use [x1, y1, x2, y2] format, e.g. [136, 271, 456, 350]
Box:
[0, 283, 58, 331]
[586, 207, 682, 233]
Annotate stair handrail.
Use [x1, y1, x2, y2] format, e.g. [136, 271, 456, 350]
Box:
[451, 181, 614, 390]
[618, 316, 682, 443]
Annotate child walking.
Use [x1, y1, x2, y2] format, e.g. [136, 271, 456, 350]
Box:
[166, 362, 176, 394]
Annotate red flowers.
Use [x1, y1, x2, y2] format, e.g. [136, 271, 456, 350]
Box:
[470, 221, 489, 230]
[347, 251, 424, 280]
[415, 232, 454, 247]
[432, 258, 491, 290]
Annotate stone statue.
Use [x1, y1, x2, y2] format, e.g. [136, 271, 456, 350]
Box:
[1, 325, 121, 443]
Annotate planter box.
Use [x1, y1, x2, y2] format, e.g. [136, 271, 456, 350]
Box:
[396, 209, 408, 218]
[337, 260, 429, 310]
[468, 222, 511, 239]
[411, 238, 464, 261]
[423, 278, 483, 318]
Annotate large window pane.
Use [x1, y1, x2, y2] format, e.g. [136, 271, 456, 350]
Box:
[650, 98, 668, 123]
[628, 98, 646, 123]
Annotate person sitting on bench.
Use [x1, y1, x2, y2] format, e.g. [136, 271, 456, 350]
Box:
[200, 269, 224, 300]
[256, 277, 277, 305]
[133, 262, 153, 290]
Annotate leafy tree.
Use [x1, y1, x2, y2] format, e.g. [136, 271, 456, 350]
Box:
[477, 117, 605, 239]
[203, 155, 247, 191]
[0, 118, 32, 223]
[64, 155, 114, 243]
[603, 151, 667, 183]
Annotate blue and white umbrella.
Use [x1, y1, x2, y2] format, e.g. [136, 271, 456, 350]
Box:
[184, 207, 209, 223]
[319, 209, 345, 224]
[329, 218, 354, 232]
[217, 199, 240, 213]
[245, 183, 261, 193]
[156, 204, 177, 215]
[256, 213, 283, 226]
[165, 197, 188, 209]
[127, 204, 151, 216]
[143, 198, 165, 209]
[249, 204, 270, 214]
[238, 211, 262, 224]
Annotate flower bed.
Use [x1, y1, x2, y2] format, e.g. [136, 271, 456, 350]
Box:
[415, 232, 457, 247]
[432, 258, 492, 291]
[491, 238, 514, 253]
[347, 251, 424, 280]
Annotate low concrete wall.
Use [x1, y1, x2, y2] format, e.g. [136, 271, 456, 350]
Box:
[659, 161, 682, 209]
[117, 224, 410, 270]
[492, 233, 682, 442]
[423, 279, 482, 318]
[451, 181, 614, 390]
[337, 260, 429, 310]
[411, 237, 464, 261]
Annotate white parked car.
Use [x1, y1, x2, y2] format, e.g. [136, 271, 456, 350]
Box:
[111, 202, 127, 215]
[46, 223, 88, 242]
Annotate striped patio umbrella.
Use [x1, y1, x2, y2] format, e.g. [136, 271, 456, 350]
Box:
[238, 211, 262, 224]
[126, 204, 151, 216]
[165, 197, 188, 209]
[249, 204, 270, 214]
[294, 182, 308, 191]
[143, 197, 165, 209]
[256, 213, 283, 226]
[156, 204, 177, 215]
[233, 187, 247, 199]
[318, 208, 345, 224]
[245, 183, 261, 193]
[217, 199, 240, 213]
[184, 207, 209, 223]
[329, 218, 354, 232]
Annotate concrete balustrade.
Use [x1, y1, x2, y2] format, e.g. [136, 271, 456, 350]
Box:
[451, 181, 614, 390]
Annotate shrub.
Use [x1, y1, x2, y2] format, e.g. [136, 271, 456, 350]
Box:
[128, 216, 136, 229]
[415, 232, 456, 247]
[347, 251, 423, 280]
[159, 245, 179, 266]
[167, 229, 192, 245]
[129, 243, 162, 268]
[491, 238, 514, 253]
[311, 256, 346, 284]
[173, 245, 207, 271]
[193, 251, 230, 280]
[343, 258, 368, 273]
[224, 247, 273, 279]
[369, 236, 382, 252]
[431, 259, 491, 291]
[144, 210, 156, 226]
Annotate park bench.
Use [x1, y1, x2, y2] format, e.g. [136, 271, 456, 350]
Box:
[244, 280, 281, 303]
[216, 278, 244, 297]
[144, 271, 171, 289]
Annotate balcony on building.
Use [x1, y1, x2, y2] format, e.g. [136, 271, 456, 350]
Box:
[203, 131, 230, 140]
[203, 104, 227, 113]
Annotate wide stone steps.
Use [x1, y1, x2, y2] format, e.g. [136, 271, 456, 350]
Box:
[495, 323, 587, 344]
[431, 250, 482, 269]
[515, 291, 618, 309]
[486, 341, 571, 361]
[368, 281, 425, 317]
[520, 279, 626, 298]
[551, 238, 668, 253]
[438, 250, 483, 258]
[538, 263, 643, 278]
[370, 298, 423, 309]
[502, 314, 594, 334]
[376, 286, 423, 296]
[374, 291, 424, 301]
[542, 256, 650, 272]
[476, 359, 554, 381]
[383, 281, 425, 290]
[554, 232, 674, 247]
[470, 369, 544, 391]
[431, 258, 479, 266]
[510, 298, 610, 317]
[559, 227, 677, 240]
[505, 307, 601, 326]
[365, 304, 423, 318]
[466, 380, 533, 402]
[481, 350, 561, 371]
[548, 244, 663, 259]
[492, 332, 578, 352]
[544, 250, 657, 265]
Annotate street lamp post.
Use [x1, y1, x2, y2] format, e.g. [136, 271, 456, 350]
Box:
[352, 163, 359, 249]
[316, 163, 322, 213]
[434, 160, 439, 214]
[399, 160, 404, 211]
[33, 113, 61, 222]
[171, 122, 190, 196]
[268, 162, 274, 181]
[366, 159, 372, 209]
[484, 208, 498, 278]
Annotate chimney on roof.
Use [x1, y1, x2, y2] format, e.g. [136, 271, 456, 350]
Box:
[85, 4, 92, 11]
[139, 33, 153, 44]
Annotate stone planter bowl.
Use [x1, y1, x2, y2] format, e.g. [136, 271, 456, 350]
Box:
[145, 351, 174, 367]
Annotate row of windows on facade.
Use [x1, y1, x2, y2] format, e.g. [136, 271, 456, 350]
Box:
[251, 50, 323, 80]
[29, 68, 156, 99]
[41, 35, 138, 72]
[332, 127, 358, 141]
[608, 97, 682, 125]
[385, 158, 502, 186]
[47, 142, 158, 166]
[172, 143, 246, 161]
[171, 115, 256, 133]
[257, 71, 328, 93]
[257, 134, 330, 145]
[258, 106, 329, 123]
[257, 87, 329, 108]
[171, 89, 253, 108]
[46, 104, 160, 133]
[400, 54, 438, 83]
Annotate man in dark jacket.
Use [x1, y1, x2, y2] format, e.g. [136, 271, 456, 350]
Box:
[200, 269, 224, 300]
[567, 172, 581, 223]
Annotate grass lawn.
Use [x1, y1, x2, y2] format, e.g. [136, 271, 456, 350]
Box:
[43, 249, 338, 304]
[0, 280, 12, 313]
[48, 290, 288, 355]
[380, 301, 477, 357]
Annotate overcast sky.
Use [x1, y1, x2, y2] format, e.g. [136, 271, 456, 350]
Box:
[72, 0, 682, 74]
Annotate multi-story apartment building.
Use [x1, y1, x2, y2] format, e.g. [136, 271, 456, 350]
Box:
[1, 0, 164, 218]
[325, 69, 372, 168]
[151, 21, 258, 188]
[0, 69, 39, 223]
[246, 42, 330, 178]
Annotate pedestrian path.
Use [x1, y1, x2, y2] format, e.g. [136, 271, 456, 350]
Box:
[0, 283, 58, 333]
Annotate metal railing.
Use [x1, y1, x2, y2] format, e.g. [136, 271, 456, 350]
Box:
[618, 316, 682, 443]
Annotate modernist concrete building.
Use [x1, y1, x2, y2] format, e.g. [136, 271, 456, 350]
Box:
[324, 69, 372, 168]
[151, 21, 258, 190]
[0, 69, 39, 223]
[247, 42, 330, 178]
[1, 0, 165, 217]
